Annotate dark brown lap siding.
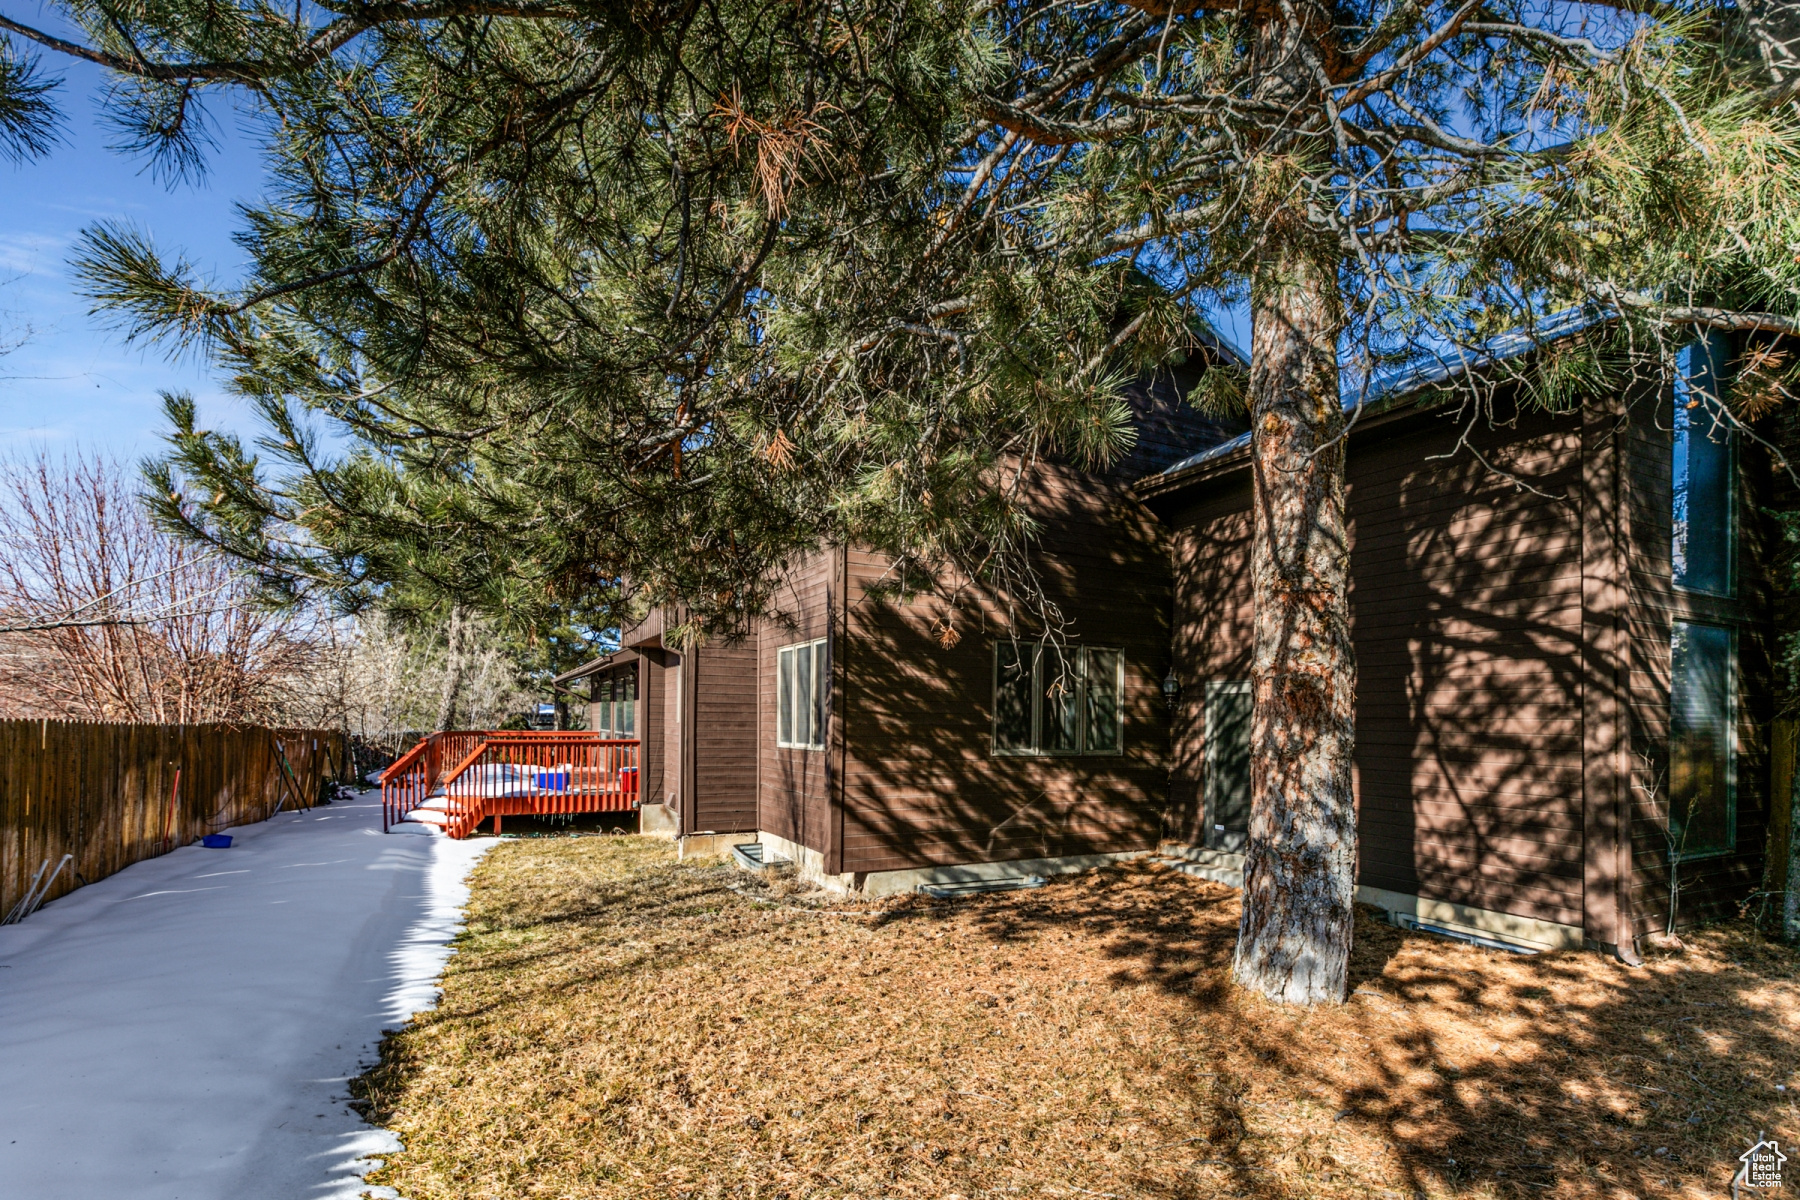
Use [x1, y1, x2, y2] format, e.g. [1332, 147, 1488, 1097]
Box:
[757, 552, 837, 855]
[838, 462, 1173, 876]
[692, 640, 759, 835]
[1164, 406, 1587, 929]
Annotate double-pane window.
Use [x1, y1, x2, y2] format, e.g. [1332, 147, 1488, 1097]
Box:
[1669, 621, 1735, 859]
[594, 672, 637, 737]
[1673, 333, 1734, 596]
[992, 643, 1123, 756]
[777, 638, 828, 750]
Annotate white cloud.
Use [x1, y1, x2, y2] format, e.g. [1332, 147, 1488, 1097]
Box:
[0, 232, 73, 279]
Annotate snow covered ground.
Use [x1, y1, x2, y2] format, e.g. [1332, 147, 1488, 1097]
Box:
[0, 791, 491, 1200]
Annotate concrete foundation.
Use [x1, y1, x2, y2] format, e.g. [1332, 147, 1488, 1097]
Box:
[1156, 841, 1584, 953]
[738, 830, 1581, 953]
[753, 831, 1149, 897]
[675, 832, 739, 861]
[1356, 884, 1584, 953]
[638, 803, 679, 839]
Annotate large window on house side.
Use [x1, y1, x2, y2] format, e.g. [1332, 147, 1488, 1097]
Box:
[1669, 621, 1735, 859]
[777, 638, 828, 751]
[992, 643, 1123, 756]
[594, 672, 637, 737]
[1673, 333, 1734, 596]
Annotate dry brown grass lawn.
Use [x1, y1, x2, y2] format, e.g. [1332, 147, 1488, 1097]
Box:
[355, 836, 1799, 1200]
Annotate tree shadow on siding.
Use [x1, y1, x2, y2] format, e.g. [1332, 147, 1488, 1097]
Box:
[1352, 405, 1590, 934]
[837, 462, 1175, 875]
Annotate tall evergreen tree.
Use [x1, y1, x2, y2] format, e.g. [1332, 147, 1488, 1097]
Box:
[4, 0, 1799, 1001]
[951, 0, 1800, 1001]
[2, 0, 1144, 645]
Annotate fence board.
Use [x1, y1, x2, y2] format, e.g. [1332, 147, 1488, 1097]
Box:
[0, 720, 350, 919]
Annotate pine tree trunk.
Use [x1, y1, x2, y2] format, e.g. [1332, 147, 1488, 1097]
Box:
[1231, 232, 1359, 1005]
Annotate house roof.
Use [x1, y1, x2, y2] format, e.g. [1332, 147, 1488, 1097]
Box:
[551, 649, 635, 687]
[1138, 306, 1607, 497]
[551, 605, 671, 688]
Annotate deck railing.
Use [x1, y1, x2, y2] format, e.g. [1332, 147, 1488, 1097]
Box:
[379, 731, 639, 837]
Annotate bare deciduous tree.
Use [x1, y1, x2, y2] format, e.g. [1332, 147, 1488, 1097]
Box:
[329, 611, 535, 735]
[0, 449, 325, 723]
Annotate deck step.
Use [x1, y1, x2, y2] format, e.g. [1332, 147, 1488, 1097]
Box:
[402, 808, 453, 827]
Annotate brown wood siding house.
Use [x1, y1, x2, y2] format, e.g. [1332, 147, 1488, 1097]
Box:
[1138, 335, 1777, 954]
[754, 359, 1238, 888]
[815, 456, 1178, 886]
[1143, 398, 1596, 948]
[560, 326, 1774, 953]
[756, 554, 837, 860]
[565, 354, 1245, 887]
[565, 605, 761, 838]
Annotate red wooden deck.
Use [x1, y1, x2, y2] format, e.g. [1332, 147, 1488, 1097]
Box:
[379, 731, 640, 838]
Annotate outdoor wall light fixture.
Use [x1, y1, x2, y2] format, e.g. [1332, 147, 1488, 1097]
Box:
[1161, 669, 1182, 707]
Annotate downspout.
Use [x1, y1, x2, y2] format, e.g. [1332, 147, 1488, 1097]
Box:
[826, 544, 847, 877]
[683, 642, 698, 837]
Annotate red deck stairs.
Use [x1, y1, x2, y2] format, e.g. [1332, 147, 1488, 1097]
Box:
[380, 731, 640, 838]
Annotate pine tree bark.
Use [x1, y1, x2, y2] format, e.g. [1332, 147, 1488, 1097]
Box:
[1232, 201, 1359, 1003]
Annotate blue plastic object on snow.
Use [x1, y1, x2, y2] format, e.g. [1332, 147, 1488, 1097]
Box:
[537, 771, 569, 792]
[201, 834, 232, 849]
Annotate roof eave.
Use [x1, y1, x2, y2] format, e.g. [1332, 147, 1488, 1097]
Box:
[1138, 307, 1614, 500]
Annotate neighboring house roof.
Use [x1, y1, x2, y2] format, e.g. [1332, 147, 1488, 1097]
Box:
[1140, 306, 1608, 496]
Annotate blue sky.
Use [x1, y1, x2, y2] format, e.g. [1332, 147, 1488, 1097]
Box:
[0, 60, 268, 461]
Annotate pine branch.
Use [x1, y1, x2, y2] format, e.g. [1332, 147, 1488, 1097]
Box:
[0, 2, 582, 84]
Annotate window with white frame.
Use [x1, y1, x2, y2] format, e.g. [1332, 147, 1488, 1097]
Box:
[992, 642, 1123, 756]
[777, 638, 828, 750]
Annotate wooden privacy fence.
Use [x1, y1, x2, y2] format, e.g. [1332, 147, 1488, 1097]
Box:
[0, 720, 351, 921]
